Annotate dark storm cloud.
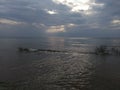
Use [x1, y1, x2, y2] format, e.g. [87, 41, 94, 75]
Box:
[0, 0, 120, 37]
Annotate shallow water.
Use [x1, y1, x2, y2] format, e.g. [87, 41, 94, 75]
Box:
[0, 37, 120, 90]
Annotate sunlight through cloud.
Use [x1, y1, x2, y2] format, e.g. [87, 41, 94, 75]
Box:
[47, 25, 65, 33]
[0, 18, 25, 25]
[111, 20, 120, 25]
[46, 23, 77, 33]
[52, 0, 104, 15]
[44, 9, 58, 15]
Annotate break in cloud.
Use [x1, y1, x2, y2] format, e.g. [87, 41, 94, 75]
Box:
[52, 0, 104, 15]
[44, 9, 58, 15]
[0, 0, 120, 37]
[46, 23, 76, 33]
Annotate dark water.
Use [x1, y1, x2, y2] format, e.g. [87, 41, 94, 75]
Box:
[0, 37, 120, 90]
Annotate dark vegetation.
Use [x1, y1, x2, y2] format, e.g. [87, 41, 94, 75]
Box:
[95, 45, 109, 55]
[95, 45, 120, 56]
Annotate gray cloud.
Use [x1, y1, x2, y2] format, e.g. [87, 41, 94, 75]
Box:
[0, 0, 120, 37]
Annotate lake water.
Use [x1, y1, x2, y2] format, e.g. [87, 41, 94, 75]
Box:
[0, 37, 120, 90]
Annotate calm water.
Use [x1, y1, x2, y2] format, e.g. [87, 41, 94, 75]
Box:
[0, 37, 120, 90]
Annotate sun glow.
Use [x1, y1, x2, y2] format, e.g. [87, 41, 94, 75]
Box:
[46, 23, 77, 33]
[47, 25, 65, 33]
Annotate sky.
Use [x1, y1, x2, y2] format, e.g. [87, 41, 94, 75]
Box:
[0, 0, 120, 37]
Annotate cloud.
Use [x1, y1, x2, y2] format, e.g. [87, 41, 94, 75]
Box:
[52, 0, 104, 15]
[46, 23, 77, 33]
[47, 25, 65, 33]
[0, 18, 26, 25]
[0, 0, 120, 37]
[32, 23, 45, 28]
[111, 19, 120, 25]
[66, 23, 77, 28]
[44, 9, 58, 15]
